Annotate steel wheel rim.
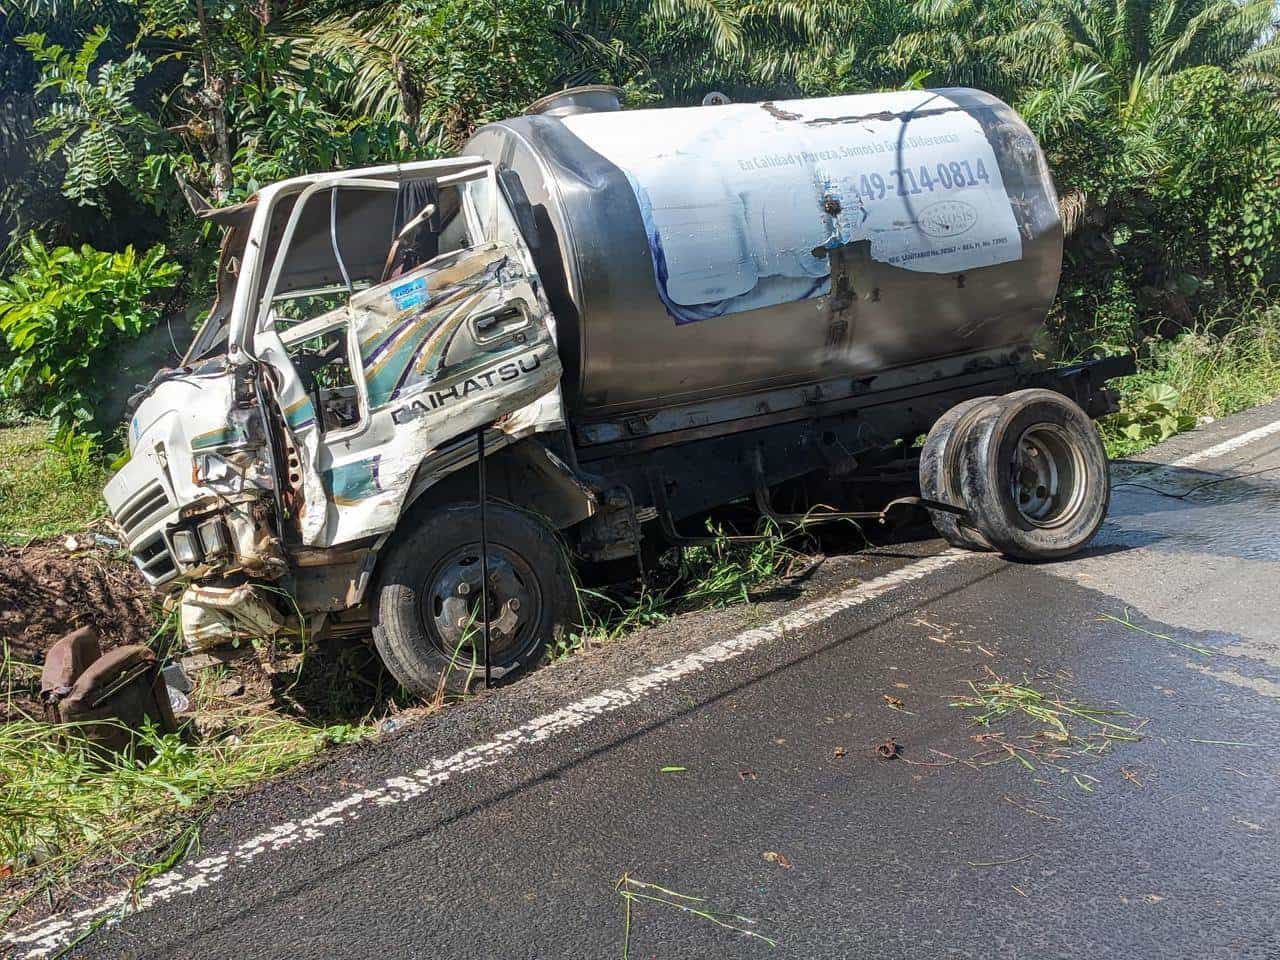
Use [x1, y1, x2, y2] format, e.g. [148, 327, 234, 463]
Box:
[1009, 423, 1087, 527]
[422, 543, 543, 668]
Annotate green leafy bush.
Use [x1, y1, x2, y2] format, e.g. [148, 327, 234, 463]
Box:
[48, 423, 101, 483]
[0, 237, 180, 431]
[16, 26, 163, 209]
[1106, 382, 1196, 448]
[1101, 305, 1280, 456]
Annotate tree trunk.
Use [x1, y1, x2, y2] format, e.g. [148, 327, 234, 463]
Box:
[207, 78, 232, 203]
[194, 0, 232, 202]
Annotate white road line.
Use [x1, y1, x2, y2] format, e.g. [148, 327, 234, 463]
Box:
[1169, 418, 1280, 468]
[3, 550, 971, 958]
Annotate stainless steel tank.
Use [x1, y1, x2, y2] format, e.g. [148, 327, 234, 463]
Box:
[465, 87, 1062, 424]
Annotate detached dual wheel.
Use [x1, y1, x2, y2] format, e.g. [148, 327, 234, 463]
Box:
[372, 503, 575, 696]
[919, 389, 1109, 560]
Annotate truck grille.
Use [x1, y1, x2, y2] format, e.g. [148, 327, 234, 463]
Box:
[110, 480, 177, 585]
[113, 481, 171, 540]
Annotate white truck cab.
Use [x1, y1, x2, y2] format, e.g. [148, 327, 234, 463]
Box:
[106, 157, 576, 674]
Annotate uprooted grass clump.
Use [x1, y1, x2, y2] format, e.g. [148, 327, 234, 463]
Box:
[949, 667, 1144, 793]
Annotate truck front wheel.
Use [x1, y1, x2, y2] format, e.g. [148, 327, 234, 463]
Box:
[372, 503, 576, 696]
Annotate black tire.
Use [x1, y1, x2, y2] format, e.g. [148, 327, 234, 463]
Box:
[372, 502, 575, 696]
[956, 389, 1109, 560]
[918, 396, 997, 551]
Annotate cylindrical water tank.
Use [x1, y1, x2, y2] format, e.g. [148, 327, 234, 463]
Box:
[466, 87, 1062, 421]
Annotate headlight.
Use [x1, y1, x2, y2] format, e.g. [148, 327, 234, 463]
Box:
[197, 518, 230, 558]
[170, 529, 201, 565]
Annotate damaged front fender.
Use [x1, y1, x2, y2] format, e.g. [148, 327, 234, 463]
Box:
[179, 582, 285, 652]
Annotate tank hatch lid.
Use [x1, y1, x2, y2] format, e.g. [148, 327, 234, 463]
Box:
[526, 85, 623, 118]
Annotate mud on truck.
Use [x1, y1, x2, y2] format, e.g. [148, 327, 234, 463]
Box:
[105, 86, 1132, 695]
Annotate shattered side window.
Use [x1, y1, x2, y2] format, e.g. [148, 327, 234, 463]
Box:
[380, 179, 473, 283]
[263, 180, 480, 307]
[283, 325, 359, 433]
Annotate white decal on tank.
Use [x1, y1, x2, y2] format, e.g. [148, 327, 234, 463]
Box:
[562, 90, 1024, 324]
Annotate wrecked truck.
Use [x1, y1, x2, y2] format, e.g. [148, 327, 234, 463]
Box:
[105, 85, 1131, 694]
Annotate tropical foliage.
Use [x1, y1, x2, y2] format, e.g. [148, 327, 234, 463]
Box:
[0, 237, 180, 430]
[0, 0, 1278, 434]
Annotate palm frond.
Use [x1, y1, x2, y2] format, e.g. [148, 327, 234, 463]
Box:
[1017, 60, 1108, 141]
[651, 0, 745, 56]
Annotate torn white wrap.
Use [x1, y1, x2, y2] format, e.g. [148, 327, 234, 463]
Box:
[562, 90, 1023, 324]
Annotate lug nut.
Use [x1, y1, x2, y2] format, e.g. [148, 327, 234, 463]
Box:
[457, 582, 470, 595]
[509, 598, 521, 612]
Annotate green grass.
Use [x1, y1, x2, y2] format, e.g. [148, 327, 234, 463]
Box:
[1100, 304, 1280, 458]
[0, 611, 391, 901]
[0, 706, 365, 897]
[0, 422, 110, 542]
[952, 675, 1140, 743]
[615, 875, 777, 957]
[949, 669, 1143, 792]
[556, 520, 806, 661]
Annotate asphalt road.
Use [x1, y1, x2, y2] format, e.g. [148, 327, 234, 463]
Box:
[9, 401, 1280, 959]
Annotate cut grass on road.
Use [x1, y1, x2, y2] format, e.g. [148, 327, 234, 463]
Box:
[0, 423, 108, 543]
[949, 666, 1144, 795]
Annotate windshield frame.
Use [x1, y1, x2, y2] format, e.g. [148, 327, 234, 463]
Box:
[189, 157, 491, 364]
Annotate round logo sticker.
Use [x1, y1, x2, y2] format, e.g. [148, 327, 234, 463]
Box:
[918, 200, 979, 238]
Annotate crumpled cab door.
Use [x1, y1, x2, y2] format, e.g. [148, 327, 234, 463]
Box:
[251, 165, 563, 547]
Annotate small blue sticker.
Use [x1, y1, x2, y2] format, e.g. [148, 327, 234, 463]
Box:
[390, 276, 428, 310]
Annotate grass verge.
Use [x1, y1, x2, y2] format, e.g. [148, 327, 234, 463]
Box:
[0, 713, 364, 892]
[0, 422, 109, 543]
[1100, 303, 1280, 458]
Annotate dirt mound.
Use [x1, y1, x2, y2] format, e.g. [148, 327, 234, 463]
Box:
[1, 538, 159, 720]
